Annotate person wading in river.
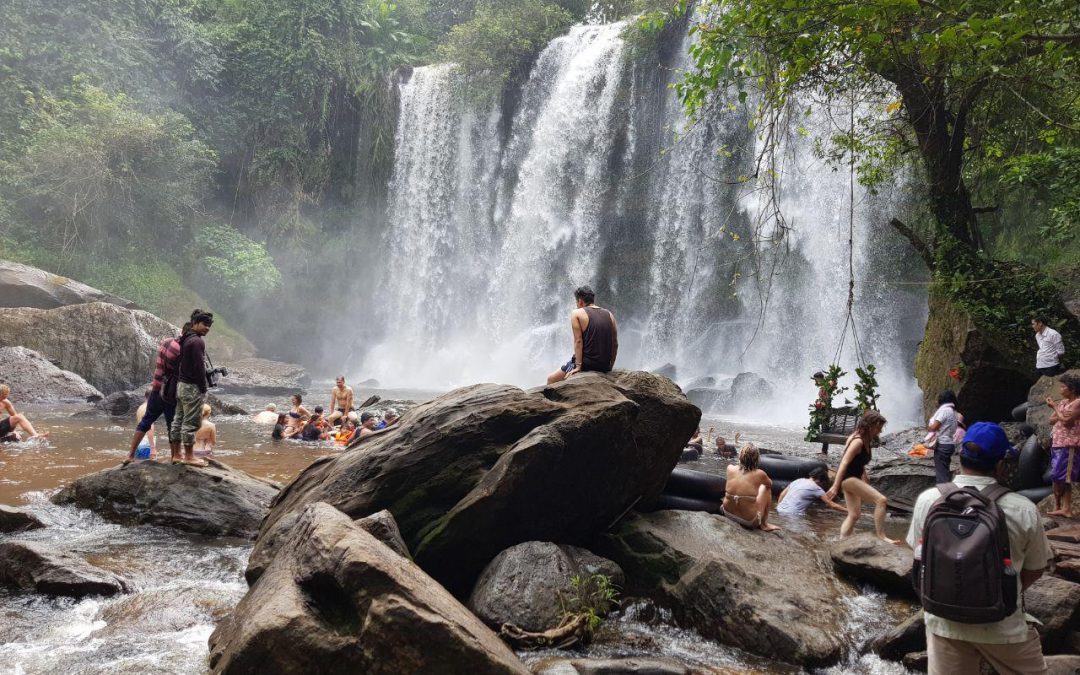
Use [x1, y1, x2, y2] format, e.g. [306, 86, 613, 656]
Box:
[826, 409, 900, 544]
[546, 285, 618, 385]
[169, 310, 213, 467]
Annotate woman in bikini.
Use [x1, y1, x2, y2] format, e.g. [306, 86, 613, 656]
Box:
[723, 444, 780, 532]
[826, 409, 899, 543]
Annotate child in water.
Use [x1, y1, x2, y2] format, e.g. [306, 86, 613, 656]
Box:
[193, 404, 215, 459]
[271, 413, 287, 440]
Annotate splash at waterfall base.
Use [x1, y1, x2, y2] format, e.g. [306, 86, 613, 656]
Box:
[206, 370, 923, 672]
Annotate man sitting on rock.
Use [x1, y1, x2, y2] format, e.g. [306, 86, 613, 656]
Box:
[546, 285, 618, 385]
[722, 444, 780, 532]
[0, 384, 48, 441]
[327, 376, 355, 426]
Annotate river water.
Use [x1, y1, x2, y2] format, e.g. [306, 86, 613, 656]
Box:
[0, 394, 915, 674]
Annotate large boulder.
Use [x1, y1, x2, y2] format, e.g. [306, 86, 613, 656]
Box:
[468, 541, 624, 632]
[596, 510, 851, 667]
[0, 259, 136, 310]
[684, 387, 723, 412]
[913, 290, 1036, 424]
[1046, 655, 1080, 675]
[1025, 576, 1080, 652]
[0, 504, 45, 533]
[868, 456, 937, 505]
[208, 503, 530, 675]
[0, 346, 103, 402]
[0, 302, 177, 394]
[1027, 370, 1080, 449]
[93, 386, 247, 417]
[0, 540, 127, 597]
[255, 371, 699, 596]
[829, 533, 914, 597]
[719, 372, 775, 413]
[217, 357, 309, 396]
[51, 460, 279, 539]
[532, 657, 690, 675]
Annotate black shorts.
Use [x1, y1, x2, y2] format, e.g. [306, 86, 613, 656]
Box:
[561, 356, 576, 374]
[1037, 364, 1065, 377]
[136, 390, 176, 433]
[0, 417, 11, 436]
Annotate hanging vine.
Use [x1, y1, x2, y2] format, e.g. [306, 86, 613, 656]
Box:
[853, 364, 879, 411]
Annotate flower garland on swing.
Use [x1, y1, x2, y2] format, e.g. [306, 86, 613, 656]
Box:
[806, 365, 847, 441]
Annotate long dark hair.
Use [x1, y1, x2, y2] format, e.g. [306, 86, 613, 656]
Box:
[1062, 374, 1080, 398]
[854, 410, 887, 451]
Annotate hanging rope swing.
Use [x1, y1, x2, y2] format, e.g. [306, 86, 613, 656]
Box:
[805, 97, 880, 452]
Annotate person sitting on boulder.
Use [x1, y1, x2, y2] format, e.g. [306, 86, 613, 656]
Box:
[271, 413, 287, 440]
[722, 444, 780, 532]
[252, 404, 278, 424]
[193, 404, 215, 459]
[777, 467, 846, 515]
[546, 285, 618, 385]
[0, 384, 48, 442]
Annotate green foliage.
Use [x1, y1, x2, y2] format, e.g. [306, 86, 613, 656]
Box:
[438, 0, 575, 99]
[191, 223, 282, 298]
[1002, 148, 1080, 246]
[1, 82, 215, 252]
[854, 364, 880, 412]
[559, 573, 620, 636]
[806, 365, 847, 442]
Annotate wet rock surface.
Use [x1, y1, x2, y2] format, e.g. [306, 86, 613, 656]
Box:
[209, 502, 529, 675]
[255, 371, 699, 596]
[0, 259, 137, 310]
[0, 504, 45, 533]
[216, 357, 309, 396]
[531, 657, 690, 675]
[0, 302, 177, 394]
[0, 540, 127, 598]
[1046, 654, 1080, 675]
[1025, 576, 1080, 652]
[468, 541, 624, 632]
[0, 346, 103, 402]
[829, 533, 914, 597]
[596, 510, 851, 667]
[868, 457, 937, 505]
[51, 460, 279, 539]
[871, 610, 925, 661]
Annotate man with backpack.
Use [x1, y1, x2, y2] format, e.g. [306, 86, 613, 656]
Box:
[907, 422, 1052, 675]
[124, 324, 186, 464]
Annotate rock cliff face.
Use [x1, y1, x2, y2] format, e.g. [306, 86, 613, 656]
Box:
[0, 259, 136, 310]
[0, 346, 103, 402]
[253, 371, 699, 596]
[0, 302, 177, 394]
[914, 290, 1035, 423]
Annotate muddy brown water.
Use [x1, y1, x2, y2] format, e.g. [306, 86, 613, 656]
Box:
[0, 395, 916, 674]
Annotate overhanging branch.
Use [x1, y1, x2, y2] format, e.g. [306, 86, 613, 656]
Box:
[890, 218, 933, 269]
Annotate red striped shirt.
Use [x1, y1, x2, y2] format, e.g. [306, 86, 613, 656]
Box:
[151, 337, 182, 392]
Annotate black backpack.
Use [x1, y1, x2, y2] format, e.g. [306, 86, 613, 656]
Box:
[913, 483, 1018, 623]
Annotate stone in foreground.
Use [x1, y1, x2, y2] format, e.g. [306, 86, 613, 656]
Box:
[257, 371, 699, 595]
[597, 510, 850, 667]
[1025, 576, 1080, 652]
[868, 457, 937, 505]
[0, 541, 127, 597]
[829, 533, 914, 597]
[468, 541, 624, 632]
[870, 610, 925, 661]
[0, 504, 46, 533]
[52, 460, 279, 539]
[531, 657, 690, 675]
[208, 503, 529, 675]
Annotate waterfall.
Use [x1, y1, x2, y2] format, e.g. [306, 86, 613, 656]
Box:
[364, 19, 927, 426]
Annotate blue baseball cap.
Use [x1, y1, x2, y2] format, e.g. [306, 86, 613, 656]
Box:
[960, 422, 1017, 464]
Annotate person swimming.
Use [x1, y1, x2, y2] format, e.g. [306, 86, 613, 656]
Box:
[271, 413, 287, 440]
[722, 444, 780, 532]
[252, 404, 278, 425]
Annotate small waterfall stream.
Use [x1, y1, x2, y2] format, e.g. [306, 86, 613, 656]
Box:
[364, 18, 927, 426]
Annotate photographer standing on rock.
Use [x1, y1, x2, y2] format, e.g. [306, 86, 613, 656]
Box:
[170, 309, 213, 467]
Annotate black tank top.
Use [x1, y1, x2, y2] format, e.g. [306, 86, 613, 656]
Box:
[844, 436, 871, 480]
[581, 306, 615, 372]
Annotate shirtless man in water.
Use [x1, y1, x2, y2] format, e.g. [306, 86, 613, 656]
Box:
[0, 384, 48, 441]
[327, 377, 355, 425]
[723, 444, 780, 532]
[547, 285, 618, 385]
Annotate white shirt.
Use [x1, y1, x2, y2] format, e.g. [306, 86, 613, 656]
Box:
[928, 403, 959, 446]
[1036, 326, 1065, 368]
[906, 475, 1052, 644]
[776, 478, 826, 515]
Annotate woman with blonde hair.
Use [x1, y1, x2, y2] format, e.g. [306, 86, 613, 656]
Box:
[192, 404, 215, 461]
[826, 410, 899, 543]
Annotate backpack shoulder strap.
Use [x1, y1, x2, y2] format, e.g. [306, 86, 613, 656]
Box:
[936, 483, 961, 498]
[980, 484, 1011, 502]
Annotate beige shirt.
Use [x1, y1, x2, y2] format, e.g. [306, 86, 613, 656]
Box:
[906, 474, 1052, 644]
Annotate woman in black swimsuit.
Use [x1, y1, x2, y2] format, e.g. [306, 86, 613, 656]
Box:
[825, 410, 899, 544]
